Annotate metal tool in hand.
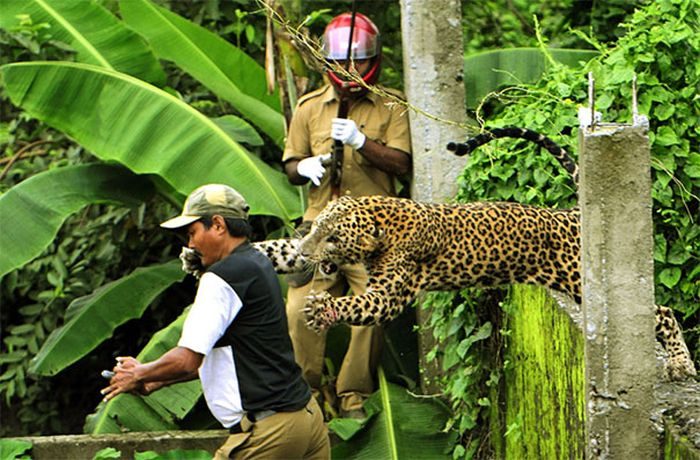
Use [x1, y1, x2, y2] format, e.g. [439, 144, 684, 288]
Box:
[101, 370, 115, 379]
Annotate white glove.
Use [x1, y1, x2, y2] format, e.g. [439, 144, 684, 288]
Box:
[179, 247, 203, 279]
[296, 153, 332, 186]
[331, 118, 366, 150]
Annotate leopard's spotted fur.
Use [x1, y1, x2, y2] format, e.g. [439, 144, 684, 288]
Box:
[298, 195, 581, 327]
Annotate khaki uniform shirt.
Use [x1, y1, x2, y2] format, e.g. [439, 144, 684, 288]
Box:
[283, 84, 412, 220]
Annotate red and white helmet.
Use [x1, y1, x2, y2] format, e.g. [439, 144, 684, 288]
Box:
[322, 12, 381, 96]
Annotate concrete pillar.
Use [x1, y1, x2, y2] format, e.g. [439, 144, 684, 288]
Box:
[579, 124, 659, 458]
[399, 0, 468, 393]
[399, 0, 468, 202]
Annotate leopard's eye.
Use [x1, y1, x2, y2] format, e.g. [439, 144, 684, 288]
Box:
[326, 234, 339, 243]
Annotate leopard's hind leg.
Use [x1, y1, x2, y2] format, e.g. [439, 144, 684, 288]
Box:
[656, 305, 697, 380]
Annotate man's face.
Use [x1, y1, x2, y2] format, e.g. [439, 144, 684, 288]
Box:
[187, 219, 223, 268]
[335, 58, 371, 77]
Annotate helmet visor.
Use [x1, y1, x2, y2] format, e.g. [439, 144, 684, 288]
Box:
[323, 26, 379, 60]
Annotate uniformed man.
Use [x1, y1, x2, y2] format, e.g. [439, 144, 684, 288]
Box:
[282, 12, 412, 418]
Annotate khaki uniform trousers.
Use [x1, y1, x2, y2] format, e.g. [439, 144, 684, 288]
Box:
[214, 397, 329, 459]
[286, 263, 383, 412]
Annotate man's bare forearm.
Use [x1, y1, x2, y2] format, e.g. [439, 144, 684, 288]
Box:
[358, 139, 411, 175]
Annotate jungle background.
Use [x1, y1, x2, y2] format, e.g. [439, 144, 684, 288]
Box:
[0, 0, 697, 457]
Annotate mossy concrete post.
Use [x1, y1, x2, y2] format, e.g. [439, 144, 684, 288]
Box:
[399, 0, 468, 393]
[579, 124, 659, 458]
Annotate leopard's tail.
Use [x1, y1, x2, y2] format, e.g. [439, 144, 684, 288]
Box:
[447, 127, 579, 186]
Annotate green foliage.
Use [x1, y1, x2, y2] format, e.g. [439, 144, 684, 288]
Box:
[0, 164, 156, 277]
[93, 447, 121, 460]
[1, 61, 299, 220]
[0, 0, 166, 84]
[29, 261, 185, 376]
[463, 48, 599, 108]
[0, 195, 183, 435]
[330, 368, 453, 459]
[119, 0, 285, 146]
[422, 290, 502, 459]
[473, 0, 700, 342]
[429, 0, 699, 457]
[462, 0, 640, 53]
[0, 0, 296, 437]
[0, 438, 32, 460]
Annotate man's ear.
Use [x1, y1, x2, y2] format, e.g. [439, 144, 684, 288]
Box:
[211, 215, 227, 233]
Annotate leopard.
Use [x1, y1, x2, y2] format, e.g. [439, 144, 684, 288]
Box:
[297, 194, 696, 381]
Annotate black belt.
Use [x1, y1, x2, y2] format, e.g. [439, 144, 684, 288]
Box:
[228, 409, 276, 434]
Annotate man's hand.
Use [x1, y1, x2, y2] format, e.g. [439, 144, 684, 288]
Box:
[99, 348, 202, 402]
[100, 356, 143, 401]
[331, 118, 366, 150]
[296, 154, 332, 186]
[179, 247, 203, 278]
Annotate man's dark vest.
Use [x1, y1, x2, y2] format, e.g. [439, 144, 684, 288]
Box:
[208, 242, 309, 412]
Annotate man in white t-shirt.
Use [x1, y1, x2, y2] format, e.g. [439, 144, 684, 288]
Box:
[101, 184, 329, 459]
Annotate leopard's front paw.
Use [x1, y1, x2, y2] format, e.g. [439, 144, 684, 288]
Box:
[303, 290, 338, 333]
[666, 353, 697, 381]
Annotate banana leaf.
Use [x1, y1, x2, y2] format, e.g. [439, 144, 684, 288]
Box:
[0, 163, 154, 278]
[0, 438, 32, 459]
[212, 115, 264, 147]
[0, 62, 301, 221]
[86, 391, 181, 434]
[85, 307, 203, 434]
[330, 369, 452, 459]
[0, 0, 165, 85]
[29, 260, 185, 376]
[120, 0, 286, 147]
[464, 48, 599, 107]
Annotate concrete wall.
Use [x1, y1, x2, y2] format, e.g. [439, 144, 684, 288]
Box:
[10, 430, 228, 459]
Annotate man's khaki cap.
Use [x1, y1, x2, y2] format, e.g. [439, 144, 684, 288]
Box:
[160, 184, 249, 229]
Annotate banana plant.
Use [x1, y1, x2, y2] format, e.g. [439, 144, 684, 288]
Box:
[0, 0, 165, 85]
[28, 260, 185, 376]
[0, 163, 155, 278]
[0, 0, 303, 431]
[330, 368, 453, 459]
[119, 0, 286, 147]
[0, 61, 299, 221]
[464, 48, 599, 108]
